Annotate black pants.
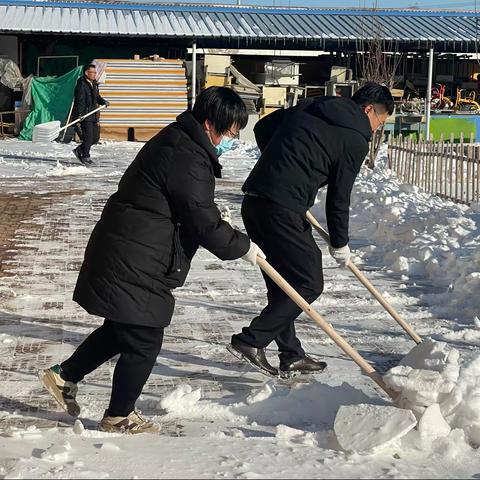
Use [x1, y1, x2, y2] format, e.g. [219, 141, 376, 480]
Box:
[61, 319, 164, 417]
[234, 195, 324, 366]
[79, 121, 100, 158]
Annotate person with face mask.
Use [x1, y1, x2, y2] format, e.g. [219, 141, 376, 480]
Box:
[229, 83, 394, 377]
[39, 86, 263, 434]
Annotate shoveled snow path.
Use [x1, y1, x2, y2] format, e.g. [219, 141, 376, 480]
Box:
[0, 139, 478, 479]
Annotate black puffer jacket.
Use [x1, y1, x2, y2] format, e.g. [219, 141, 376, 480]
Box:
[72, 76, 107, 122]
[244, 97, 372, 248]
[73, 111, 250, 327]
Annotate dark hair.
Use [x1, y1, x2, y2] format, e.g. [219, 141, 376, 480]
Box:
[192, 86, 248, 134]
[351, 82, 395, 115]
[83, 64, 96, 74]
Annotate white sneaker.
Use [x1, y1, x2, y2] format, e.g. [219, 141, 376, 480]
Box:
[39, 364, 80, 417]
[99, 410, 161, 435]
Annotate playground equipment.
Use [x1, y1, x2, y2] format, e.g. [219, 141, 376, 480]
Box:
[454, 88, 480, 112]
[431, 83, 453, 110]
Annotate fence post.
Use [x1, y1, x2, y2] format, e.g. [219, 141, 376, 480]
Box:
[450, 133, 455, 201]
[439, 133, 444, 197]
[437, 135, 443, 196]
[423, 138, 430, 192]
[404, 137, 409, 184]
[460, 133, 465, 203]
[409, 139, 420, 185]
[401, 136, 407, 183]
[467, 143, 473, 204]
[428, 135, 437, 193]
[475, 145, 480, 202]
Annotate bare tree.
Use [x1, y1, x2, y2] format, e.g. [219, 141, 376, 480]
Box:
[357, 0, 402, 168]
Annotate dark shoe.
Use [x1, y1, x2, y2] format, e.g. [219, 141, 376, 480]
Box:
[228, 336, 278, 377]
[280, 355, 327, 375]
[83, 155, 93, 165]
[73, 147, 90, 165]
[72, 147, 83, 162]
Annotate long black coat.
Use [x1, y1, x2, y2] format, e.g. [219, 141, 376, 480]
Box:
[72, 76, 107, 122]
[244, 97, 372, 248]
[73, 111, 250, 327]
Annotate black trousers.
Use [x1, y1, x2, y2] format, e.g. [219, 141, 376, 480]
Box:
[61, 319, 164, 417]
[234, 195, 324, 366]
[79, 121, 100, 158]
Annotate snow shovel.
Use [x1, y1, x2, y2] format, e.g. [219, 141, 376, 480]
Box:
[305, 211, 422, 345]
[256, 256, 398, 401]
[32, 105, 106, 143]
[257, 257, 418, 452]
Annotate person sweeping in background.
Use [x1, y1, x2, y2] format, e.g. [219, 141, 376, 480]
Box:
[229, 83, 394, 377]
[40, 87, 264, 434]
[72, 63, 109, 165]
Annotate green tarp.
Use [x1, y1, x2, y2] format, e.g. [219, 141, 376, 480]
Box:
[19, 66, 83, 141]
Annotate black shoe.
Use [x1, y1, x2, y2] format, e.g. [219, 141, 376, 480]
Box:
[280, 355, 327, 375]
[228, 336, 278, 377]
[73, 147, 92, 166]
[72, 147, 83, 163]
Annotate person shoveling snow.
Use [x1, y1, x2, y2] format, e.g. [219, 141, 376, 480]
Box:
[229, 83, 395, 377]
[39, 87, 263, 434]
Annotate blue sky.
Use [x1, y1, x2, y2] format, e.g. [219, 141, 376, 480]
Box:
[279, 0, 476, 7]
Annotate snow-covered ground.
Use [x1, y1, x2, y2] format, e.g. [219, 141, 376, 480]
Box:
[0, 138, 479, 479]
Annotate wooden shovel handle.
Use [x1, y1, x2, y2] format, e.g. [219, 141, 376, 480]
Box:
[256, 256, 398, 400]
[305, 211, 422, 345]
[58, 105, 107, 133]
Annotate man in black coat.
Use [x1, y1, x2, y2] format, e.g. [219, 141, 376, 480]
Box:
[72, 63, 109, 165]
[229, 83, 394, 377]
[39, 87, 263, 434]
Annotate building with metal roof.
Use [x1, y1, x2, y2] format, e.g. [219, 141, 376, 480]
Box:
[0, 0, 479, 52]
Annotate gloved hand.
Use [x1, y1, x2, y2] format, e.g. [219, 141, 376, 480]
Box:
[329, 244, 351, 267]
[220, 205, 232, 225]
[242, 241, 266, 266]
[104, 100, 110, 108]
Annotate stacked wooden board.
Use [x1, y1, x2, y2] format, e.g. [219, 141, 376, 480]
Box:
[260, 86, 286, 118]
[203, 55, 232, 88]
[95, 59, 188, 141]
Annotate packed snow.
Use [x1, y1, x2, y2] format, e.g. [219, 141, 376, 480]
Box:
[0, 138, 479, 478]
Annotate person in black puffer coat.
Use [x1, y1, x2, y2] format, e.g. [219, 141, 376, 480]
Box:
[40, 87, 263, 434]
[72, 63, 109, 165]
[229, 83, 395, 377]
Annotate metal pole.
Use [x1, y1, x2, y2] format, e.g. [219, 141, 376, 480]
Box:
[192, 41, 197, 107]
[426, 47, 434, 140]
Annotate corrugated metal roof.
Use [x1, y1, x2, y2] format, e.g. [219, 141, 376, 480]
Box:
[0, 0, 478, 45]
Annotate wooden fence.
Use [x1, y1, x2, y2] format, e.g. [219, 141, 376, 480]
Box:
[388, 134, 480, 205]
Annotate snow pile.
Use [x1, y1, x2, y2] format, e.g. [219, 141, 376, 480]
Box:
[41, 163, 93, 177]
[384, 340, 480, 448]
[157, 384, 242, 422]
[158, 379, 373, 439]
[327, 143, 480, 323]
[334, 404, 417, 453]
[223, 140, 259, 160]
[275, 424, 318, 447]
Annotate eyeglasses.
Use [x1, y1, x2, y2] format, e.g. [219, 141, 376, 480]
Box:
[372, 107, 385, 129]
[225, 127, 239, 139]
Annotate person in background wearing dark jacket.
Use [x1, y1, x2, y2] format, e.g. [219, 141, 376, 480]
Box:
[229, 83, 394, 377]
[39, 87, 264, 434]
[72, 64, 109, 165]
